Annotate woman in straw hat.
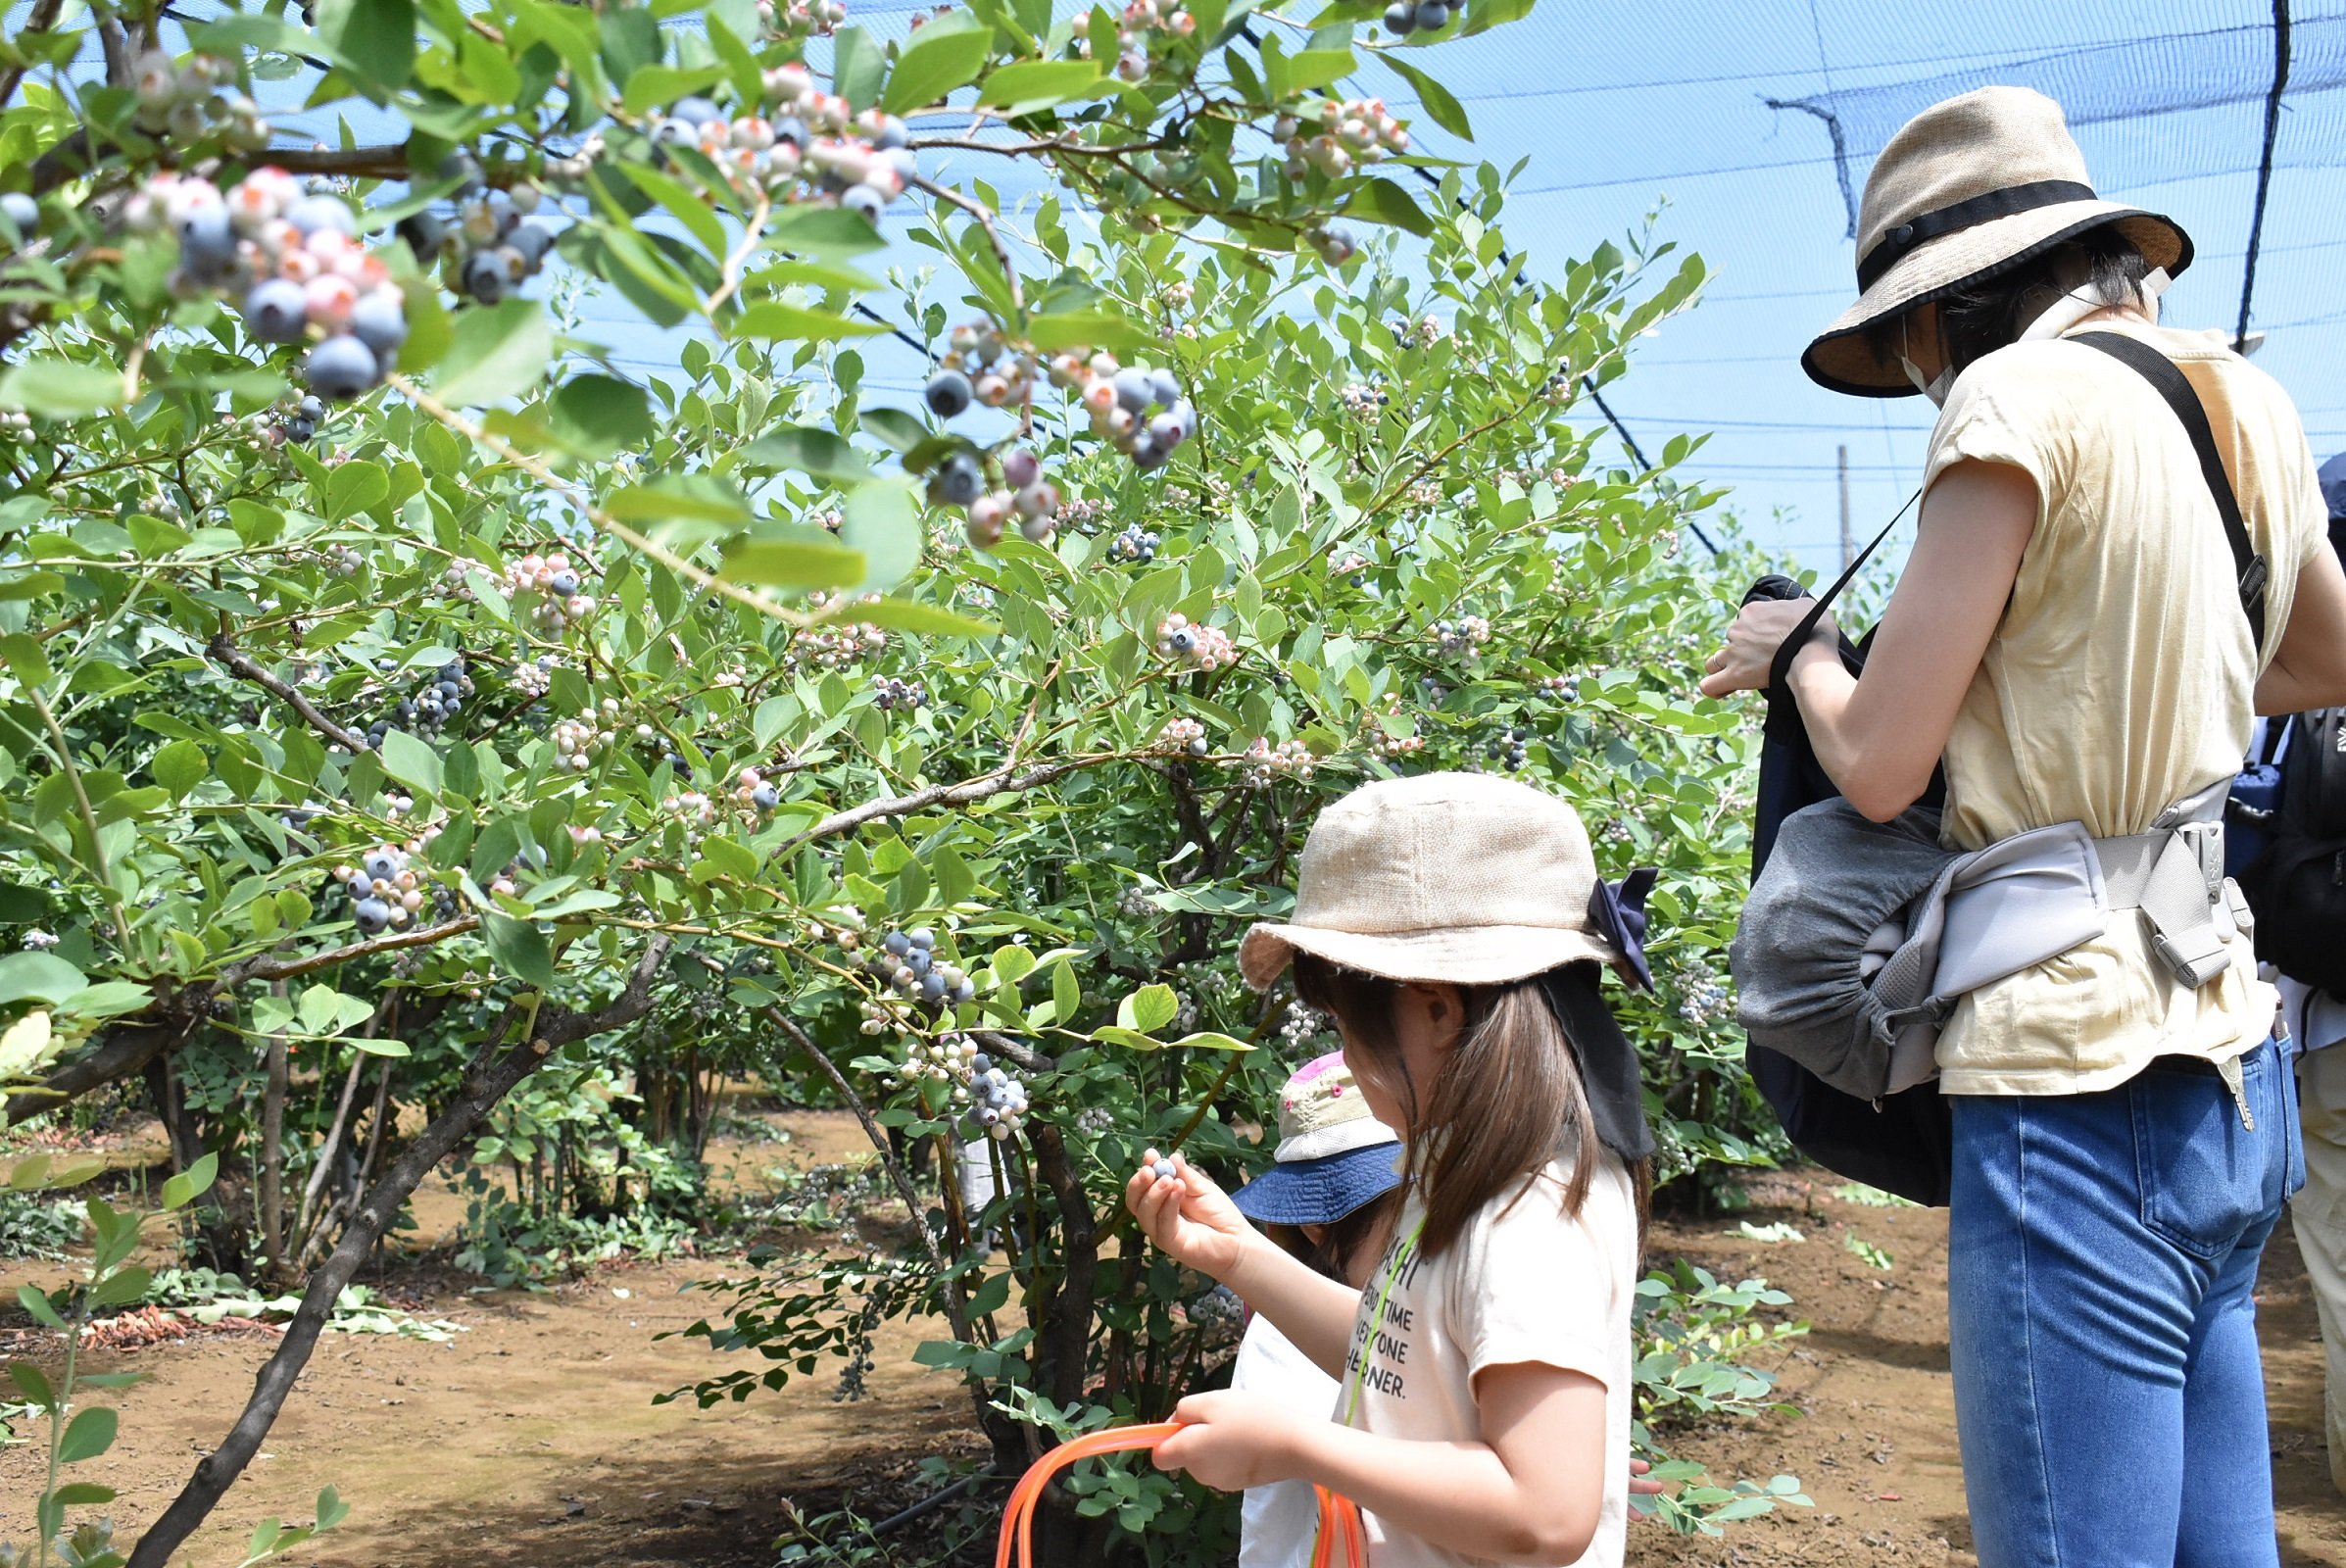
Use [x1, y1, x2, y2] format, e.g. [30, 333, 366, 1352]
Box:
[1701, 86, 2346, 1563]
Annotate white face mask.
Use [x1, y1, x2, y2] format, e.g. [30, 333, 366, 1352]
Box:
[1897, 267, 2173, 407]
[1899, 316, 1953, 407]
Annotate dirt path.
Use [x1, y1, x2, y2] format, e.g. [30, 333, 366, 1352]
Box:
[1632, 1177, 2346, 1567]
[7, 1130, 2341, 1565]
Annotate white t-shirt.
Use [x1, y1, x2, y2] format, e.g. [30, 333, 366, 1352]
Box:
[1231, 1313, 1336, 1568]
[1338, 1153, 1637, 1568]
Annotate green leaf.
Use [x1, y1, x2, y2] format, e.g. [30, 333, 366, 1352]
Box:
[1091, 1025, 1163, 1052]
[325, 460, 389, 522]
[977, 59, 1106, 110]
[58, 1406, 119, 1464]
[347, 1036, 412, 1056]
[881, 11, 993, 115]
[856, 408, 928, 454]
[549, 374, 655, 460]
[848, 598, 996, 637]
[740, 424, 872, 483]
[480, 912, 556, 988]
[1025, 312, 1154, 353]
[52, 1483, 115, 1505]
[432, 299, 552, 407]
[377, 730, 444, 798]
[1051, 958, 1079, 1024]
[620, 62, 724, 118]
[1378, 49, 1472, 139]
[606, 474, 753, 530]
[0, 630, 53, 686]
[20, 1285, 67, 1330]
[1340, 176, 1435, 237]
[0, 360, 122, 417]
[148, 740, 205, 800]
[617, 161, 730, 262]
[841, 480, 920, 593]
[8, 1359, 56, 1408]
[765, 204, 890, 259]
[0, 952, 84, 1007]
[162, 1151, 219, 1211]
[315, 0, 415, 92]
[0, 1009, 53, 1082]
[89, 1265, 153, 1308]
[718, 538, 868, 589]
[1118, 982, 1179, 1034]
[831, 26, 886, 111]
[730, 303, 892, 343]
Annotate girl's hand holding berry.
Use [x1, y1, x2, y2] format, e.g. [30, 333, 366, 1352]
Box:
[1125, 1149, 1260, 1285]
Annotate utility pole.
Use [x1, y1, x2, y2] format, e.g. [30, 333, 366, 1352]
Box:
[1837, 444, 1854, 571]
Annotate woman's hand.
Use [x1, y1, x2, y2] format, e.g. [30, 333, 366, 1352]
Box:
[1124, 1149, 1260, 1284]
[1150, 1391, 1306, 1491]
[1697, 598, 1839, 699]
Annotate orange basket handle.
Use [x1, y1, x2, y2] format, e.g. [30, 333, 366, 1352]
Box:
[996, 1423, 1366, 1568]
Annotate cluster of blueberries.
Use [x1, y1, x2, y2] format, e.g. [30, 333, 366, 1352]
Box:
[865, 926, 979, 1012]
[335, 844, 425, 936]
[1070, 0, 1199, 82]
[130, 170, 410, 402]
[362, 659, 472, 749]
[1483, 725, 1532, 771]
[959, 1047, 1032, 1141]
[870, 674, 929, 712]
[1155, 613, 1236, 671]
[1379, 0, 1463, 32]
[271, 394, 326, 447]
[1047, 351, 1198, 474]
[647, 76, 915, 226]
[398, 169, 559, 307]
[1108, 525, 1161, 564]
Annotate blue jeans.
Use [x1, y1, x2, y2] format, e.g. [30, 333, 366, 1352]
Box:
[1948, 1039, 2305, 1567]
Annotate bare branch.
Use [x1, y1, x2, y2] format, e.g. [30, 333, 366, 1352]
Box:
[124, 937, 672, 1568]
[779, 753, 1119, 856]
[6, 1014, 184, 1128]
[207, 633, 368, 753]
[221, 916, 480, 985]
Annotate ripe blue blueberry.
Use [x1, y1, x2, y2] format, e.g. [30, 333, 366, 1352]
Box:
[751, 783, 779, 810]
[349, 292, 409, 357]
[954, 979, 977, 1004]
[937, 452, 984, 506]
[906, 927, 936, 950]
[969, 1051, 991, 1072]
[284, 195, 357, 237]
[921, 971, 948, 1002]
[772, 117, 808, 148]
[674, 95, 722, 125]
[297, 395, 325, 421]
[840, 184, 885, 224]
[463, 250, 510, 305]
[1151, 1158, 1176, 1180]
[1111, 367, 1154, 413]
[0, 192, 35, 239]
[286, 417, 316, 443]
[924, 370, 972, 418]
[549, 568, 581, 596]
[1384, 0, 1415, 28]
[906, 948, 932, 975]
[1130, 435, 1167, 470]
[1147, 368, 1182, 408]
[353, 897, 392, 934]
[509, 220, 557, 267]
[1169, 629, 1195, 653]
[304, 334, 379, 400]
[651, 118, 695, 147]
[243, 279, 309, 343]
[177, 208, 236, 278]
[883, 931, 911, 956]
[1413, 0, 1448, 26]
[398, 212, 446, 261]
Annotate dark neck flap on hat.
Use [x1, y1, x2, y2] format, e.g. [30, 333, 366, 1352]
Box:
[1857, 179, 2097, 291]
[1535, 966, 1655, 1166]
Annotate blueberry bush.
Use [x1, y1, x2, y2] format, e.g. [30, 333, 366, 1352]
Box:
[0, 0, 1800, 1558]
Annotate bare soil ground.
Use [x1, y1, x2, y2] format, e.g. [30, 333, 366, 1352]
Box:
[5, 1127, 2340, 1566]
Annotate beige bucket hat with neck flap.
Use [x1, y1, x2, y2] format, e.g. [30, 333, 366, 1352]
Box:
[1237, 771, 1647, 992]
[1801, 85, 2194, 398]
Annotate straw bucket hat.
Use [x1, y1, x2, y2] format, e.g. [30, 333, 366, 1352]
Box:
[1238, 772, 1638, 991]
[1801, 85, 2194, 397]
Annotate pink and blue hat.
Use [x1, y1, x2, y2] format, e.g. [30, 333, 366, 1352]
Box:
[1230, 1052, 1403, 1227]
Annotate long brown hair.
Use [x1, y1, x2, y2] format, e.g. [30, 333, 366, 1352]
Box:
[1293, 954, 1651, 1259]
[1268, 1186, 1404, 1285]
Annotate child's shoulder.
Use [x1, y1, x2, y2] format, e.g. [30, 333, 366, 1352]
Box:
[1469, 1151, 1637, 1248]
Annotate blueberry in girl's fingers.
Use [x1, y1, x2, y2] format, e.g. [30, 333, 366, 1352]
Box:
[1151, 1158, 1176, 1181]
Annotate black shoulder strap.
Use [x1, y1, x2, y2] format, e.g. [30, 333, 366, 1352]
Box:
[2073, 330, 2270, 651]
[1766, 487, 1924, 692]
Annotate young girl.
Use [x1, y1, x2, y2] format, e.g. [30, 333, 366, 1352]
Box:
[1226, 1051, 1404, 1568]
[1128, 771, 1657, 1567]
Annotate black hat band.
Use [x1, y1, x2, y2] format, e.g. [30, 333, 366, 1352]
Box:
[1856, 178, 2099, 291]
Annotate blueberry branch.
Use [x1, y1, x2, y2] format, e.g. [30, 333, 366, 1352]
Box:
[776, 752, 1125, 857]
[221, 916, 481, 986]
[206, 633, 369, 753]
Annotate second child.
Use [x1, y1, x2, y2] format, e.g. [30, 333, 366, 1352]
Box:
[1128, 771, 1657, 1567]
